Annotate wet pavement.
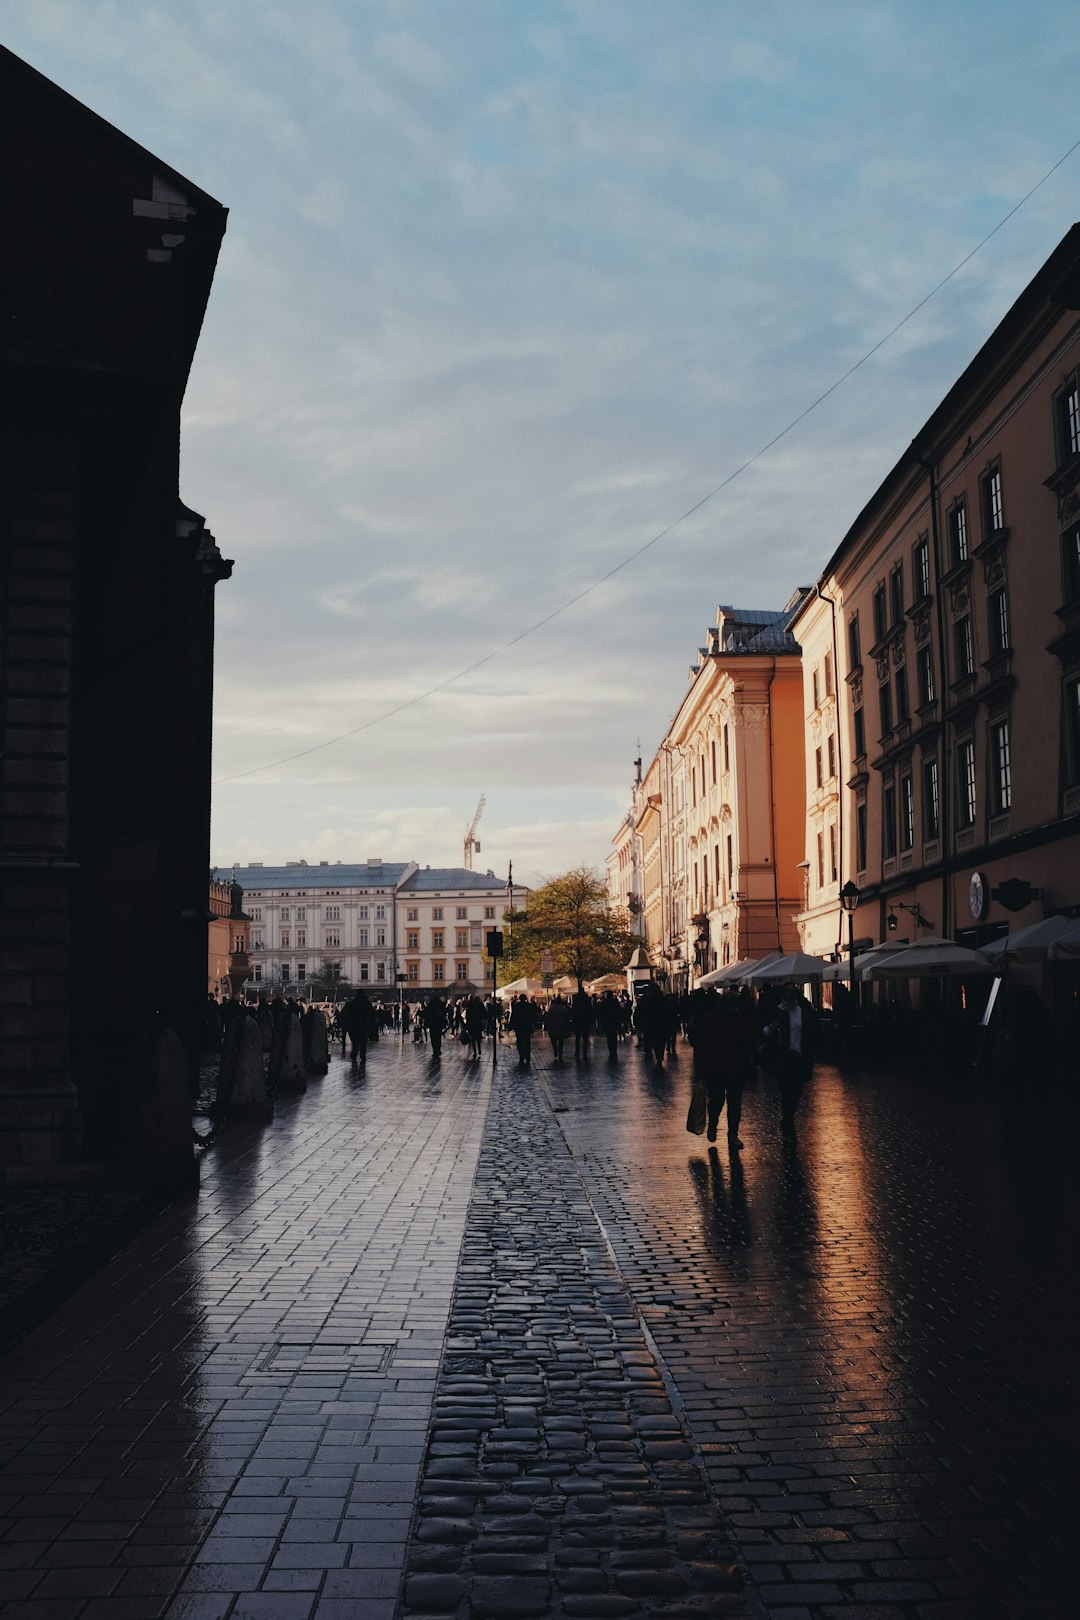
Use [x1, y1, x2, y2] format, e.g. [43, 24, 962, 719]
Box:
[0, 1035, 1077, 1618]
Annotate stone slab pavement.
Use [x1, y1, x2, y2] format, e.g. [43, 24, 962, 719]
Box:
[0, 1031, 1078, 1619]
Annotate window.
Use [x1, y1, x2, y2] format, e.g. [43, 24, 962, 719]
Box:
[296, 908, 305, 921]
[824, 650, 834, 696]
[1067, 678, 1080, 783]
[484, 906, 495, 919]
[358, 927, 369, 946]
[882, 782, 897, 860]
[376, 928, 386, 947]
[723, 725, 730, 772]
[917, 644, 935, 707]
[456, 929, 468, 949]
[281, 963, 291, 982]
[691, 767, 697, 804]
[252, 937, 264, 951]
[407, 930, 419, 950]
[815, 746, 823, 789]
[325, 931, 339, 948]
[252, 963, 262, 982]
[433, 961, 445, 983]
[711, 739, 717, 783]
[1058, 379, 1080, 460]
[432, 930, 444, 949]
[899, 775, 914, 851]
[954, 616, 974, 678]
[828, 823, 838, 883]
[725, 835, 733, 888]
[454, 907, 466, 920]
[879, 681, 893, 736]
[297, 963, 306, 981]
[234, 934, 244, 952]
[982, 466, 1004, 535]
[948, 501, 968, 566]
[296, 929, 306, 947]
[816, 830, 825, 889]
[853, 704, 865, 758]
[406, 961, 419, 982]
[360, 963, 369, 981]
[991, 720, 1012, 813]
[327, 906, 340, 921]
[456, 961, 469, 981]
[406, 907, 418, 922]
[848, 614, 861, 669]
[827, 734, 836, 779]
[890, 564, 904, 627]
[988, 587, 1009, 656]
[923, 757, 940, 840]
[376, 962, 385, 982]
[280, 907, 290, 922]
[376, 905, 385, 920]
[250, 908, 262, 922]
[812, 668, 820, 709]
[873, 584, 887, 642]
[280, 930, 290, 948]
[856, 802, 868, 872]
[957, 738, 977, 827]
[1063, 524, 1080, 600]
[914, 537, 930, 601]
[895, 668, 908, 726]
[433, 907, 443, 921]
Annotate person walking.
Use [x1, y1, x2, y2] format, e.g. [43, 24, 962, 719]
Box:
[571, 988, 593, 1059]
[422, 994, 447, 1058]
[635, 983, 668, 1068]
[545, 993, 570, 1064]
[595, 990, 623, 1063]
[508, 994, 538, 1067]
[341, 989, 375, 1067]
[760, 982, 819, 1137]
[689, 990, 751, 1147]
[463, 993, 486, 1060]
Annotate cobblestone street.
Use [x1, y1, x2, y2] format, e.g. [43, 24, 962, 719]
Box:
[0, 1036, 1077, 1619]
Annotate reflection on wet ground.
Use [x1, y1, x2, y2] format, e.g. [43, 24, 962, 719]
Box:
[546, 1046, 1080, 1615]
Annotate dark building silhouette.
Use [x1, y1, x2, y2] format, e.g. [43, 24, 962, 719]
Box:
[0, 46, 230, 1169]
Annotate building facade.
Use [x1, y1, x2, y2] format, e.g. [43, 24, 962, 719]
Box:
[217, 862, 519, 999]
[615, 603, 807, 990]
[1, 47, 229, 1167]
[792, 225, 1080, 961]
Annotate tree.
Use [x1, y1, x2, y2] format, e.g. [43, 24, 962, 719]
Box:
[502, 865, 639, 989]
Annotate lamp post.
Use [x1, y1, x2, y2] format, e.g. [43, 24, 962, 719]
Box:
[839, 881, 860, 1003]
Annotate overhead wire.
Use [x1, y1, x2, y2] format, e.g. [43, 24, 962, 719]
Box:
[215, 135, 1080, 784]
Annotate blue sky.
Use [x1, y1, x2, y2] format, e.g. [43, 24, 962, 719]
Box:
[6, 1, 1080, 883]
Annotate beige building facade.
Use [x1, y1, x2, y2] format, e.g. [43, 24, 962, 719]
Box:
[793, 225, 1080, 961]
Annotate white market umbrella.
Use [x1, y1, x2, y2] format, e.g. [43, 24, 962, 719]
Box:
[982, 915, 1080, 963]
[822, 941, 915, 981]
[744, 951, 831, 985]
[1049, 918, 1080, 959]
[698, 951, 781, 989]
[867, 937, 995, 979]
[495, 977, 546, 1001]
[585, 973, 624, 994]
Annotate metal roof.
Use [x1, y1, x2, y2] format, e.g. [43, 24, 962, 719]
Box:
[400, 868, 510, 892]
[213, 863, 411, 890]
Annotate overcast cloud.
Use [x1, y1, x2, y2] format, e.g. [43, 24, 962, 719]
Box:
[6, 1, 1080, 883]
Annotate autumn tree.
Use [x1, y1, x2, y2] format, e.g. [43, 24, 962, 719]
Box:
[502, 865, 639, 989]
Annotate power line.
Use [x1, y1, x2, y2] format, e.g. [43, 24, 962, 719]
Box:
[216, 136, 1080, 785]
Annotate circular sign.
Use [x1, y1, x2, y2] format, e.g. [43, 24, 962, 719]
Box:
[969, 871, 987, 921]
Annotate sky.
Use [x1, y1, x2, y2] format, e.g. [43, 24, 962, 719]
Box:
[6, 1, 1080, 885]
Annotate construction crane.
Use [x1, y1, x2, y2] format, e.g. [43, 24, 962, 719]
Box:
[464, 796, 485, 869]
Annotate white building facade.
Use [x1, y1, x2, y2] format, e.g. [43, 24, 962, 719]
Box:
[216, 860, 519, 999]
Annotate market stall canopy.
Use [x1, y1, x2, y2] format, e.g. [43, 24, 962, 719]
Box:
[1050, 918, 1080, 958]
[866, 938, 995, 979]
[495, 977, 546, 1000]
[744, 951, 831, 985]
[697, 951, 781, 988]
[585, 973, 624, 995]
[821, 942, 914, 981]
[983, 914, 1080, 961]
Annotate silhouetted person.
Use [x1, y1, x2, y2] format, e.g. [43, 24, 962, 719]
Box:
[422, 994, 447, 1058]
[508, 994, 538, 1066]
[760, 982, 819, 1137]
[546, 994, 570, 1063]
[571, 988, 593, 1058]
[690, 990, 752, 1147]
[341, 989, 375, 1066]
[595, 991, 622, 1062]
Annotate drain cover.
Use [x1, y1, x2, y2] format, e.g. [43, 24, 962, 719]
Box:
[246, 1342, 393, 1378]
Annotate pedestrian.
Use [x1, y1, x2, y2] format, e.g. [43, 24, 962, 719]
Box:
[595, 990, 622, 1063]
[340, 988, 376, 1066]
[689, 990, 751, 1147]
[760, 982, 819, 1138]
[422, 994, 447, 1058]
[508, 994, 538, 1066]
[545, 993, 570, 1063]
[464, 993, 486, 1059]
[571, 987, 593, 1058]
[635, 983, 668, 1068]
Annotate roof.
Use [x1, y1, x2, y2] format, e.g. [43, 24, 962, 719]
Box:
[213, 863, 413, 891]
[400, 868, 512, 892]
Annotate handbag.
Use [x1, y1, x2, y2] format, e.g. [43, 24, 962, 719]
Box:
[686, 1079, 707, 1135]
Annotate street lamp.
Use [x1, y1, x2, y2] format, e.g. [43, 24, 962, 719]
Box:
[839, 880, 860, 999]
